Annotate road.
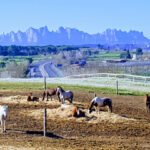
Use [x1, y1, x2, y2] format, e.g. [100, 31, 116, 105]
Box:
[30, 61, 64, 78]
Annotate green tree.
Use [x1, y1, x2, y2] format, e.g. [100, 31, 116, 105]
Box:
[120, 50, 131, 59]
[26, 58, 33, 64]
[136, 48, 143, 55]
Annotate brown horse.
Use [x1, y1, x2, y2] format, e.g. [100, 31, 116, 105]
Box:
[145, 94, 150, 113]
[27, 93, 39, 102]
[42, 88, 61, 101]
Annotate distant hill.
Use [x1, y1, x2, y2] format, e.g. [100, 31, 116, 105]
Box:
[0, 26, 150, 46]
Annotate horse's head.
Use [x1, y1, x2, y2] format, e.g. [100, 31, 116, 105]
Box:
[56, 87, 61, 95]
[145, 94, 150, 102]
[88, 108, 93, 114]
[29, 92, 32, 96]
[0, 105, 8, 112]
[88, 100, 96, 114]
[88, 103, 93, 114]
[145, 94, 149, 98]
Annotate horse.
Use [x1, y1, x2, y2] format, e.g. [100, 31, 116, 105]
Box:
[56, 86, 74, 104]
[145, 94, 150, 113]
[72, 106, 85, 118]
[42, 88, 60, 101]
[27, 93, 39, 102]
[0, 105, 8, 133]
[88, 96, 112, 113]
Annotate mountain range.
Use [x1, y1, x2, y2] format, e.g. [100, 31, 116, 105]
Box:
[0, 26, 150, 46]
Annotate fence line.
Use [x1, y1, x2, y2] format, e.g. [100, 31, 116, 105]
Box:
[66, 73, 150, 83]
[0, 73, 150, 92]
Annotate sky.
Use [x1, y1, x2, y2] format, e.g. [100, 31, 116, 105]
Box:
[0, 0, 150, 37]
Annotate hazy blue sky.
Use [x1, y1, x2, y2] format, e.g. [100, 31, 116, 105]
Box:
[0, 0, 150, 37]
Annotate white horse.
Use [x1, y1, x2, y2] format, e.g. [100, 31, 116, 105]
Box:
[88, 97, 112, 113]
[0, 105, 8, 133]
[56, 86, 74, 104]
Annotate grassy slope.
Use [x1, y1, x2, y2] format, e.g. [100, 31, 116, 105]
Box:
[88, 51, 121, 61]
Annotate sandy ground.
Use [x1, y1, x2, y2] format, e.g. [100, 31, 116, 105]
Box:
[0, 91, 150, 149]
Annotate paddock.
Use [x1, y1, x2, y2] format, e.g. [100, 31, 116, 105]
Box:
[0, 91, 150, 149]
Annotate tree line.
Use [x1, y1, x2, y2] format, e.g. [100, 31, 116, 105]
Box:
[0, 45, 80, 56]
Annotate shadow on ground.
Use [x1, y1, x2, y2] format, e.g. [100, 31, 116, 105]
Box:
[26, 130, 63, 139]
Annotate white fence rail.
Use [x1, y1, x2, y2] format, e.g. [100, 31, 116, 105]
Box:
[66, 73, 150, 83]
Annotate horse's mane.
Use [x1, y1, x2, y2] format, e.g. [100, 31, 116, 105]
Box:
[145, 94, 150, 102]
[57, 86, 65, 92]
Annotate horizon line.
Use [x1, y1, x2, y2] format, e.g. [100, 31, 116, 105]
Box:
[0, 25, 146, 37]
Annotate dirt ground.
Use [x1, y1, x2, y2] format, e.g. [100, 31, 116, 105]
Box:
[0, 90, 150, 150]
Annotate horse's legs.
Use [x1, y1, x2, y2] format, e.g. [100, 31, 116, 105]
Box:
[70, 98, 73, 103]
[61, 98, 65, 104]
[147, 104, 150, 113]
[69, 94, 73, 103]
[1, 119, 4, 133]
[58, 96, 61, 102]
[3, 120, 6, 132]
[146, 104, 150, 113]
[42, 92, 46, 101]
[50, 96, 52, 101]
[46, 93, 49, 101]
[108, 105, 112, 113]
[57, 93, 61, 102]
[95, 106, 99, 114]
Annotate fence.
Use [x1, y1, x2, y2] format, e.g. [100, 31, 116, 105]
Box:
[0, 73, 150, 93]
[66, 73, 150, 83]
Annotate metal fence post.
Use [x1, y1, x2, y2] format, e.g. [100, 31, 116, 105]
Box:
[44, 77, 47, 90]
[43, 108, 47, 137]
[43, 77, 47, 137]
[116, 80, 119, 95]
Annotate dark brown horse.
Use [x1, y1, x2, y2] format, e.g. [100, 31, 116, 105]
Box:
[27, 93, 39, 102]
[145, 94, 150, 113]
[42, 88, 60, 101]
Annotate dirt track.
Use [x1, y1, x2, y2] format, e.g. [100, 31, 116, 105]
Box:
[0, 91, 150, 150]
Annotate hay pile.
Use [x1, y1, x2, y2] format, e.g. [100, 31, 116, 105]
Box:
[0, 95, 60, 105]
[0, 95, 136, 123]
[0, 95, 27, 104]
[87, 111, 136, 123]
[26, 104, 136, 123]
[27, 104, 76, 120]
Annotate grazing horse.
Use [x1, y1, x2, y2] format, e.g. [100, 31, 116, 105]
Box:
[42, 88, 61, 101]
[27, 93, 39, 102]
[88, 97, 112, 113]
[56, 86, 74, 104]
[0, 105, 8, 133]
[145, 94, 150, 113]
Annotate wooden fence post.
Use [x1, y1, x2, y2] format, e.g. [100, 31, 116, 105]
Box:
[44, 77, 47, 90]
[116, 80, 119, 95]
[43, 108, 47, 137]
[43, 77, 47, 137]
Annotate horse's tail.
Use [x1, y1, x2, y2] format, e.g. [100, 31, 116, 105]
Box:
[57, 92, 61, 102]
[70, 92, 74, 103]
[108, 99, 112, 113]
[103, 98, 112, 113]
[109, 101, 113, 113]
